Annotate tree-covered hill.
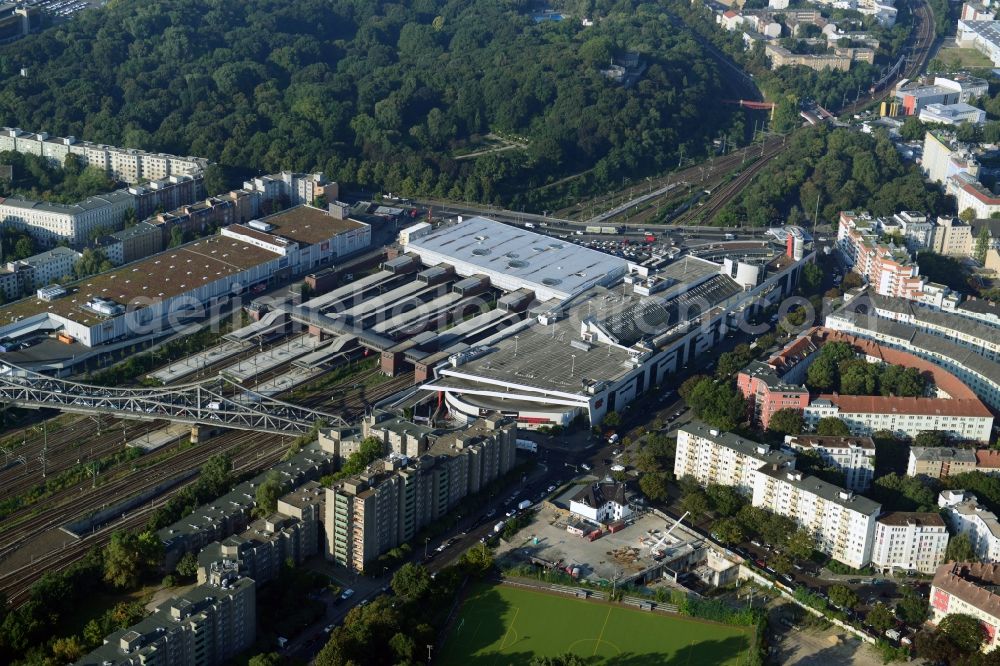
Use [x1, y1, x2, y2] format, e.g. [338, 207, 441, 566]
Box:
[0, 0, 743, 209]
[714, 125, 946, 227]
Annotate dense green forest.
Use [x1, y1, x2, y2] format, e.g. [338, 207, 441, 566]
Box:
[715, 125, 947, 226]
[0, 0, 744, 211]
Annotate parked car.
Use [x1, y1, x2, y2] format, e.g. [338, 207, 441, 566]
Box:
[341, 589, 355, 600]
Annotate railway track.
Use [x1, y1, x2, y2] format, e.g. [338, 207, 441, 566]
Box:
[0, 418, 164, 500]
[0, 430, 290, 607]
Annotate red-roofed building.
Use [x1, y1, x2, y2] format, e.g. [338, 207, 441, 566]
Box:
[977, 450, 1000, 475]
[739, 327, 995, 441]
[931, 562, 1000, 650]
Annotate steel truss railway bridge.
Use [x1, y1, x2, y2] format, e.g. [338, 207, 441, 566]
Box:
[0, 364, 346, 435]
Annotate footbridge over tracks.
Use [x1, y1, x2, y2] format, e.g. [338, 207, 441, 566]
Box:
[0, 363, 347, 434]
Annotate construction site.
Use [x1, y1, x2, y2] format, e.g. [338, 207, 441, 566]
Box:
[495, 488, 732, 588]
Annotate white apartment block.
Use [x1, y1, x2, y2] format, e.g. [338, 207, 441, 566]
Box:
[802, 394, 993, 442]
[5, 246, 81, 289]
[940, 490, 1000, 563]
[752, 466, 881, 568]
[0, 127, 209, 183]
[785, 434, 875, 492]
[871, 512, 949, 574]
[243, 172, 338, 207]
[922, 131, 980, 186]
[0, 190, 136, 246]
[931, 217, 975, 257]
[950, 171, 1000, 220]
[931, 562, 1000, 651]
[675, 421, 794, 496]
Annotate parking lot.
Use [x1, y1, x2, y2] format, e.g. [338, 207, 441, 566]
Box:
[494, 502, 703, 585]
[768, 599, 909, 666]
[22, 0, 95, 19]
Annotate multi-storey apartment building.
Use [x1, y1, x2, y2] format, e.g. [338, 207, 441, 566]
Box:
[923, 131, 981, 185]
[74, 560, 256, 666]
[871, 512, 949, 574]
[826, 302, 1000, 414]
[0, 127, 209, 184]
[195, 481, 325, 586]
[837, 211, 927, 300]
[736, 361, 810, 430]
[803, 395, 993, 441]
[786, 435, 876, 492]
[325, 414, 517, 572]
[752, 466, 881, 568]
[674, 421, 794, 496]
[950, 171, 1000, 219]
[243, 172, 338, 207]
[941, 490, 1000, 563]
[931, 562, 1000, 650]
[908, 447, 978, 478]
[4, 246, 81, 292]
[0, 190, 136, 246]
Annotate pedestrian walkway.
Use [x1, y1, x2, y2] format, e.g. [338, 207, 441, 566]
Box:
[150, 340, 247, 384]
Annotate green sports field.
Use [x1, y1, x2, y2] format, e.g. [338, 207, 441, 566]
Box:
[438, 583, 754, 665]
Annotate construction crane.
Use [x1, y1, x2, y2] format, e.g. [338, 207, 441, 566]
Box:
[648, 511, 690, 556]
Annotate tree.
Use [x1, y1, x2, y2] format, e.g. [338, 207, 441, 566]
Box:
[800, 262, 823, 295]
[74, 248, 113, 279]
[13, 236, 33, 260]
[169, 225, 185, 248]
[706, 484, 742, 517]
[602, 411, 621, 428]
[785, 528, 815, 560]
[247, 654, 284, 666]
[686, 379, 746, 431]
[961, 207, 977, 222]
[712, 517, 743, 545]
[900, 117, 926, 141]
[815, 417, 850, 436]
[681, 487, 710, 519]
[897, 587, 929, 625]
[806, 356, 838, 392]
[679, 374, 710, 401]
[103, 530, 162, 589]
[390, 563, 431, 604]
[866, 602, 895, 633]
[976, 225, 992, 264]
[389, 632, 416, 661]
[939, 613, 988, 654]
[254, 471, 284, 518]
[768, 408, 803, 436]
[827, 584, 859, 611]
[51, 635, 85, 662]
[914, 430, 947, 448]
[841, 272, 864, 290]
[639, 472, 669, 502]
[175, 551, 198, 579]
[458, 545, 494, 578]
[203, 164, 228, 196]
[946, 533, 976, 562]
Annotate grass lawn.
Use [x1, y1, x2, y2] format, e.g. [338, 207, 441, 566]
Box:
[438, 583, 754, 666]
[936, 46, 994, 69]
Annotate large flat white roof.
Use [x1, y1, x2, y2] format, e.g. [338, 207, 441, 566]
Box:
[402, 217, 628, 301]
